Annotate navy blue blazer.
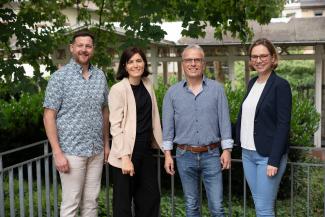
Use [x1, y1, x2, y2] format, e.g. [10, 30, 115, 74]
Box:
[235, 71, 292, 167]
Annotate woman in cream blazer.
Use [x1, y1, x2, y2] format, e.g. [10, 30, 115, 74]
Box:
[108, 47, 163, 217]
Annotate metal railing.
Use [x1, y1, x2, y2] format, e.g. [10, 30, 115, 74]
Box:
[0, 141, 324, 217]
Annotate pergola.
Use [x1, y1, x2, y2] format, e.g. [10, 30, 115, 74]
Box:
[148, 16, 325, 147]
[53, 17, 325, 147]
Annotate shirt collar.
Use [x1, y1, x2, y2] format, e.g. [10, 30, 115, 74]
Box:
[182, 75, 207, 87]
[68, 58, 94, 76]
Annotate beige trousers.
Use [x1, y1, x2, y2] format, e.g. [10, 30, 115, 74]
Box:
[59, 152, 104, 217]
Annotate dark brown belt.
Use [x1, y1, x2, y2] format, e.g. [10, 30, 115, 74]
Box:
[177, 142, 220, 153]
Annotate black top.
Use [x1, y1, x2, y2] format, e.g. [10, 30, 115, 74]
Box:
[131, 81, 153, 157]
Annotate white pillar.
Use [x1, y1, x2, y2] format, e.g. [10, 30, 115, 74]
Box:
[314, 45, 324, 147]
[150, 45, 158, 87]
[244, 60, 250, 87]
[227, 47, 235, 90]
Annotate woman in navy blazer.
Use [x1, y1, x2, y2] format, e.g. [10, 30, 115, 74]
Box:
[236, 38, 292, 217]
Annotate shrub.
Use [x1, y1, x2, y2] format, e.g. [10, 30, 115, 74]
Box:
[224, 84, 319, 147]
[155, 77, 169, 118]
[0, 92, 46, 152]
[290, 92, 320, 146]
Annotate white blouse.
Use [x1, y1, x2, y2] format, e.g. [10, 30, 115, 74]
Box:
[240, 81, 266, 150]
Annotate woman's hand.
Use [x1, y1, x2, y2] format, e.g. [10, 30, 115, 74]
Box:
[121, 155, 135, 176]
[267, 165, 278, 177]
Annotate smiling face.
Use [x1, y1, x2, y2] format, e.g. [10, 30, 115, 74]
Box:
[249, 44, 275, 75]
[69, 36, 94, 66]
[182, 48, 205, 79]
[125, 53, 145, 80]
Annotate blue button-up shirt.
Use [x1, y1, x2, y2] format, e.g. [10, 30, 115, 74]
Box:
[162, 77, 233, 150]
[43, 58, 109, 157]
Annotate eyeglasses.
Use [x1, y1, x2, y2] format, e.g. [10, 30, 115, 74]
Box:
[182, 58, 204, 65]
[250, 54, 270, 62]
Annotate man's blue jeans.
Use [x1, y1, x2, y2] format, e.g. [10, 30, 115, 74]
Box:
[242, 148, 287, 217]
[176, 147, 224, 217]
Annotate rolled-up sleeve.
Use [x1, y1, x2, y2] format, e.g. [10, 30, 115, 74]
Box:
[217, 86, 234, 150]
[162, 89, 175, 151]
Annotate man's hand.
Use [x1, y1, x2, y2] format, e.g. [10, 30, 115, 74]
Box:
[267, 165, 278, 177]
[104, 143, 110, 164]
[220, 149, 231, 170]
[121, 155, 135, 176]
[164, 151, 175, 175]
[54, 152, 69, 173]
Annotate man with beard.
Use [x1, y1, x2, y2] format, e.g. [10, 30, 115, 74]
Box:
[43, 31, 109, 217]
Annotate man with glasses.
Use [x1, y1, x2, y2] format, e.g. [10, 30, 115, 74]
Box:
[43, 31, 109, 217]
[163, 44, 233, 217]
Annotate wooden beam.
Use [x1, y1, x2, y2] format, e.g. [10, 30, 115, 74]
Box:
[177, 61, 182, 81]
[163, 62, 168, 85]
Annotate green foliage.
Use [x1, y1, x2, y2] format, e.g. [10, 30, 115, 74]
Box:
[0, 92, 45, 151]
[232, 59, 319, 146]
[0, 1, 69, 98]
[234, 60, 315, 92]
[1, 0, 285, 99]
[155, 77, 169, 118]
[277, 60, 315, 87]
[155, 75, 319, 147]
[3, 173, 324, 217]
[175, 0, 285, 42]
[0, 92, 43, 131]
[290, 92, 320, 146]
[224, 82, 246, 123]
[225, 84, 319, 147]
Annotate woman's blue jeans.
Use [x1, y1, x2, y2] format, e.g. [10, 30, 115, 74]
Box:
[242, 148, 287, 217]
[176, 147, 224, 217]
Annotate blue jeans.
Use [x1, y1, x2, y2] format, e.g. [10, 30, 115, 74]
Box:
[176, 147, 224, 217]
[242, 148, 287, 217]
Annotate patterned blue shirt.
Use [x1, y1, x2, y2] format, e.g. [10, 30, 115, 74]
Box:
[43, 58, 109, 157]
[162, 77, 233, 150]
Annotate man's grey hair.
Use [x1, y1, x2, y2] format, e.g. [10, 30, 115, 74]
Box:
[181, 44, 205, 58]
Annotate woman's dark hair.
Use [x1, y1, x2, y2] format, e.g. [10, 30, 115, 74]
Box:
[248, 38, 279, 70]
[116, 47, 150, 80]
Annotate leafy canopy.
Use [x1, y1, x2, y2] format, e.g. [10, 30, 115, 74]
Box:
[0, 0, 285, 99]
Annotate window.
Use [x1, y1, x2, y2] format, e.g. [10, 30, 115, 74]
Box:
[314, 11, 323, 17]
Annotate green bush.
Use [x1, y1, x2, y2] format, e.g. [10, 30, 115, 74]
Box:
[0, 92, 46, 151]
[290, 92, 320, 146]
[276, 60, 315, 88]
[224, 83, 246, 123]
[223, 84, 319, 147]
[155, 77, 169, 118]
